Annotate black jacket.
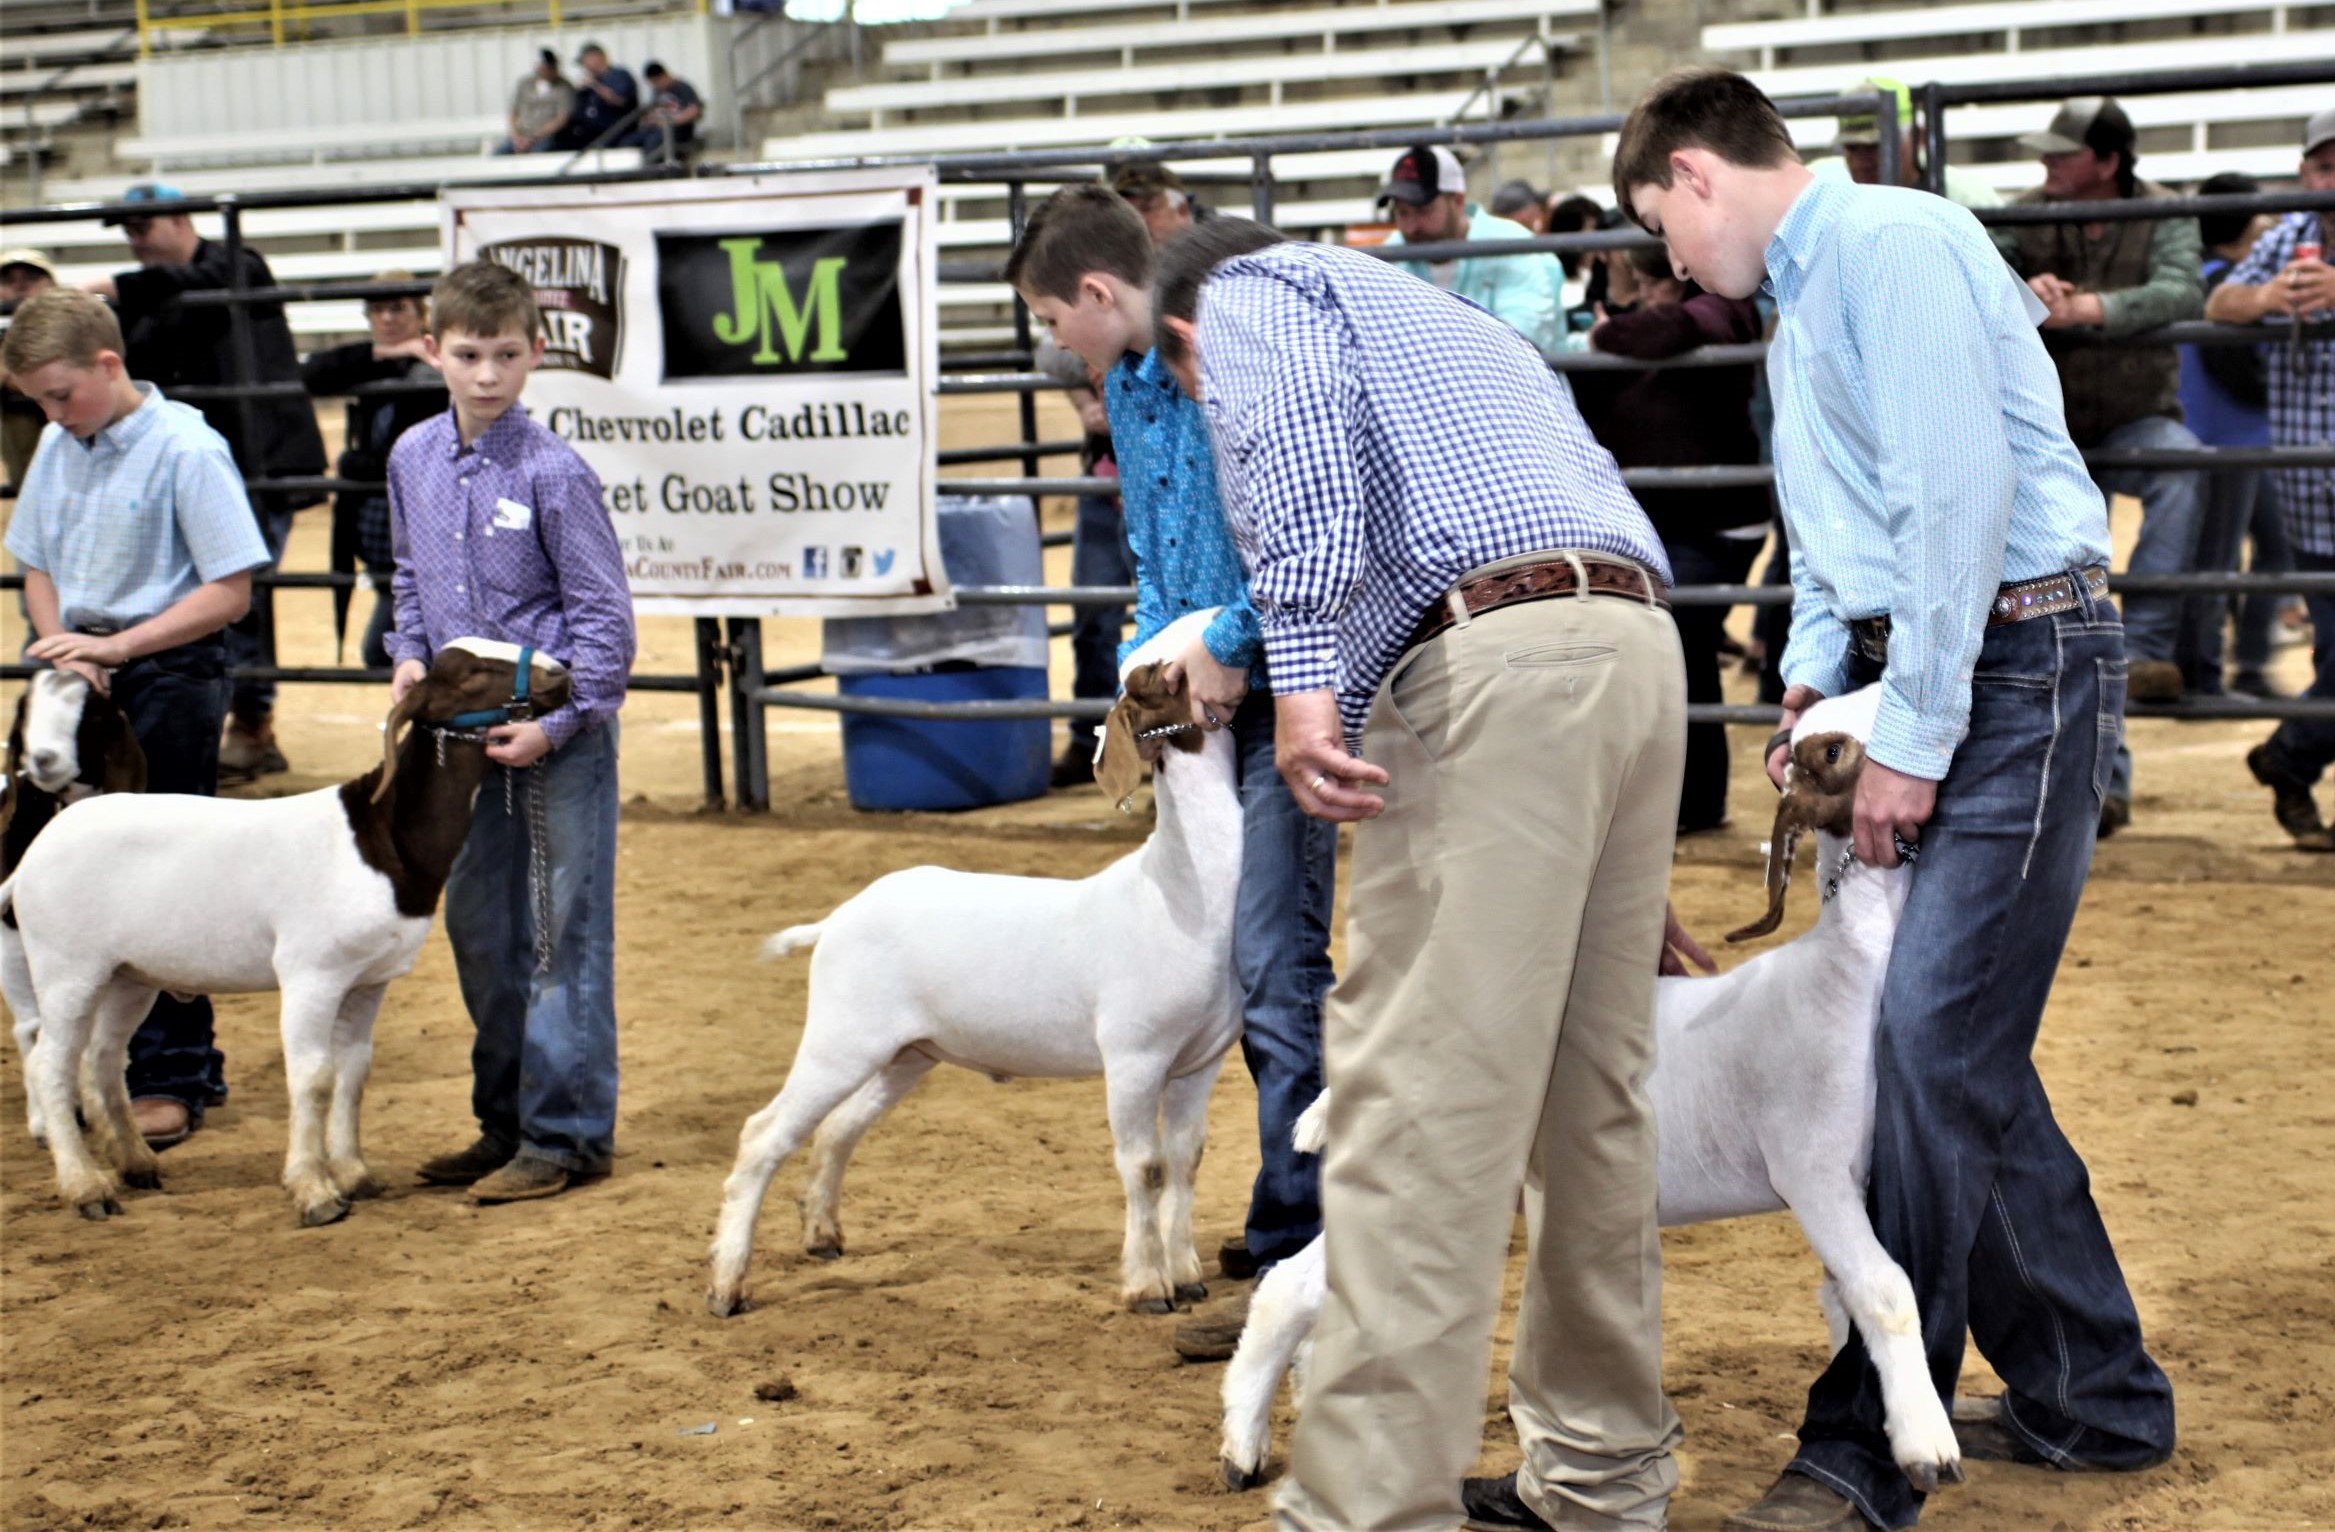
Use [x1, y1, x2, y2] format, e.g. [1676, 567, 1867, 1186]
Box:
[112, 239, 329, 516]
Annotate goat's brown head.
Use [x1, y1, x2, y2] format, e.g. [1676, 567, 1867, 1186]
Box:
[1093, 660, 1200, 813]
[1725, 729, 1867, 943]
[7, 670, 145, 798]
[374, 640, 575, 803]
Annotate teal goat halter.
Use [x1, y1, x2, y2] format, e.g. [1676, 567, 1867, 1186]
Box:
[438, 645, 538, 731]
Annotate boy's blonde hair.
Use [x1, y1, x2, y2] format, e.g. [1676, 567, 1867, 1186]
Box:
[429, 260, 539, 341]
[0, 289, 126, 375]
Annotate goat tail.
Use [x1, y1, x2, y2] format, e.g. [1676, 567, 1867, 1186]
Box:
[1292, 1089, 1331, 1155]
[759, 923, 826, 963]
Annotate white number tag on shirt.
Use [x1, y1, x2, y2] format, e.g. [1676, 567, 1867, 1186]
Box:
[492, 497, 534, 532]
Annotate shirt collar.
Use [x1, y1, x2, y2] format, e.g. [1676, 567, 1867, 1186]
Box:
[1130, 346, 1185, 397]
[447, 401, 531, 461]
[83, 383, 163, 455]
[1763, 173, 1839, 298]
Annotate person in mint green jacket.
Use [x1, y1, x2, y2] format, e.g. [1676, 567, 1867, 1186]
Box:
[1379, 144, 1567, 359]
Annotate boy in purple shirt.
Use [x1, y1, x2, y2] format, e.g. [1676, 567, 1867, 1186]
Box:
[384, 261, 637, 1203]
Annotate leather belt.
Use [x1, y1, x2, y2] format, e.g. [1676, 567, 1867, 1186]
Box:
[1409, 553, 1668, 652]
[1848, 565, 2110, 664]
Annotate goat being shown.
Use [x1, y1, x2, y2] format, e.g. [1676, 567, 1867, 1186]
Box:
[3, 669, 148, 1146]
[1217, 685, 1964, 1498]
[0, 640, 570, 1226]
[709, 609, 1244, 1320]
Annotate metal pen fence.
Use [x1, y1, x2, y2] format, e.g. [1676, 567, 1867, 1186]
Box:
[3, 63, 2330, 812]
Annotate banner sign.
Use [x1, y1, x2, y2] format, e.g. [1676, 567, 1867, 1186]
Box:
[443, 172, 944, 615]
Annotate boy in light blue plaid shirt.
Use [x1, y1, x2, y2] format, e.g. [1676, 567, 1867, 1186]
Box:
[3, 289, 270, 1148]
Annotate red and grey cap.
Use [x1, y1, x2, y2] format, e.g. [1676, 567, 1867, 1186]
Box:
[1378, 144, 1465, 208]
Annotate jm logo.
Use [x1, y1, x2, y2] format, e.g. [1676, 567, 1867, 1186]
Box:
[711, 239, 847, 364]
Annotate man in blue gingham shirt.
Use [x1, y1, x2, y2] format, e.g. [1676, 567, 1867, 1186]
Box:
[1188, 240, 1669, 749]
[2206, 108, 2335, 847]
[1158, 229, 1693, 1532]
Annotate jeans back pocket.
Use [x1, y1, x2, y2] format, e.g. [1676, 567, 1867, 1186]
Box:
[2092, 655, 2128, 804]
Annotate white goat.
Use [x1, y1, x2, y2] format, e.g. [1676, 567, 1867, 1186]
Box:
[0, 640, 569, 1226]
[1218, 685, 1963, 1498]
[4, 670, 148, 1145]
[708, 608, 1244, 1319]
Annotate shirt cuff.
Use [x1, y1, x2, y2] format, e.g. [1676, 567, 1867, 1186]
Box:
[537, 703, 585, 751]
[1260, 623, 1339, 699]
[1201, 607, 1260, 672]
[1866, 680, 1966, 783]
[1779, 648, 1851, 706]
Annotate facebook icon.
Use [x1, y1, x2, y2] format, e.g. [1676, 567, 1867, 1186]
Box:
[801, 546, 829, 579]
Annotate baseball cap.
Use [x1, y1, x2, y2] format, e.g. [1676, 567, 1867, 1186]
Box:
[2306, 105, 2335, 156]
[1378, 144, 1465, 208]
[99, 183, 188, 225]
[2019, 96, 2135, 158]
[0, 247, 58, 282]
[1834, 77, 1912, 148]
[1110, 160, 1186, 200]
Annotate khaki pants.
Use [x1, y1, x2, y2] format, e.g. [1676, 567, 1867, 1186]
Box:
[1277, 571, 1687, 1532]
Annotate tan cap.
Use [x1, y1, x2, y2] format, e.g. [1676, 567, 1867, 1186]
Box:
[2020, 96, 2135, 157]
[0, 247, 58, 281]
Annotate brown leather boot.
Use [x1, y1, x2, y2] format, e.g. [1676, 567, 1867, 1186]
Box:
[1724, 1474, 1873, 1531]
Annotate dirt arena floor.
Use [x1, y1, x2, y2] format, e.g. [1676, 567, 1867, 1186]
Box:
[3, 397, 2332, 1531]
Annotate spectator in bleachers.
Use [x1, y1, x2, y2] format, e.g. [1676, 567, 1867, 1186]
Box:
[2176, 171, 2289, 700]
[300, 273, 447, 670]
[1110, 160, 1207, 244]
[1811, 76, 2001, 211]
[504, 49, 574, 155]
[2209, 106, 2335, 851]
[623, 61, 702, 163]
[1546, 193, 1605, 317]
[1578, 243, 1769, 835]
[1379, 144, 1567, 360]
[1998, 95, 2206, 834]
[86, 182, 329, 783]
[563, 44, 639, 153]
[1490, 179, 1549, 233]
[2, 247, 60, 495]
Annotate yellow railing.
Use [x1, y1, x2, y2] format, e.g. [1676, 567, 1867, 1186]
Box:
[136, 0, 705, 50]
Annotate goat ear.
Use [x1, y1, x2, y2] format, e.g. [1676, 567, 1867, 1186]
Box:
[1094, 695, 1147, 814]
[5, 692, 24, 774]
[1726, 792, 1810, 943]
[373, 682, 430, 804]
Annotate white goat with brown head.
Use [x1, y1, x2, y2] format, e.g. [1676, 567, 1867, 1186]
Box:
[1218, 685, 1962, 1500]
[708, 609, 1244, 1321]
[3, 670, 148, 1145]
[0, 641, 569, 1226]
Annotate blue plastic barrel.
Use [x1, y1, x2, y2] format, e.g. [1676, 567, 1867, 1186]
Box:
[836, 666, 1054, 812]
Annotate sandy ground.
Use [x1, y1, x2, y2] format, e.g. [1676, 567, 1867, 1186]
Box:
[3, 398, 2332, 1531]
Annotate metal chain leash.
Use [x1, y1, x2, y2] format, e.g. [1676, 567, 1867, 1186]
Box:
[506, 762, 555, 973]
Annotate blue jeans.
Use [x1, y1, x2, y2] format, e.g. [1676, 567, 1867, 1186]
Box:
[1664, 531, 1765, 829]
[1230, 693, 1334, 1268]
[444, 722, 622, 1172]
[223, 505, 294, 719]
[1066, 494, 1131, 756]
[2092, 416, 2205, 803]
[1788, 587, 2174, 1529]
[114, 639, 231, 1109]
[2258, 548, 2335, 784]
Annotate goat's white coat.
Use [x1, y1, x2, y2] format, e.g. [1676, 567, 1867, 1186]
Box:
[5, 671, 136, 1145]
[708, 609, 1245, 1317]
[1217, 685, 1961, 1495]
[0, 648, 565, 1224]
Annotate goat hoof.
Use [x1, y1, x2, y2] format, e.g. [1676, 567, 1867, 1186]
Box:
[1130, 1296, 1175, 1316]
[299, 1197, 351, 1228]
[1221, 1458, 1262, 1492]
[76, 1196, 120, 1221]
[1940, 1459, 1965, 1487]
[122, 1166, 163, 1191]
[1174, 1281, 1208, 1304]
[802, 1242, 842, 1262]
[341, 1175, 387, 1201]
[1902, 1463, 1939, 1495]
[706, 1288, 747, 1319]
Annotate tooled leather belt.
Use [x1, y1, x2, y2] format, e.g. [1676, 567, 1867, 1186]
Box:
[1409, 553, 1669, 652]
[1847, 564, 2111, 664]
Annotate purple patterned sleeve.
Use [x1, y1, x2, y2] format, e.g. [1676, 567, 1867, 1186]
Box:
[533, 467, 636, 749]
[383, 437, 430, 670]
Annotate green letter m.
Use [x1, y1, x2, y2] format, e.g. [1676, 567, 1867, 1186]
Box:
[711, 240, 849, 364]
